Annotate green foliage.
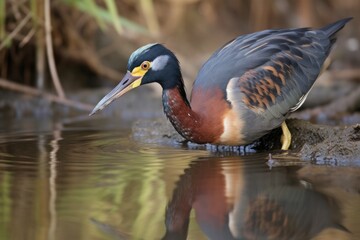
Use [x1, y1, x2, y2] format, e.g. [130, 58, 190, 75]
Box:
[0, 0, 5, 40]
[104, 0, 123, 33]
[0, 0, 150, 47]
[62, 0, 149, 34]
[139, 0, 159, 34]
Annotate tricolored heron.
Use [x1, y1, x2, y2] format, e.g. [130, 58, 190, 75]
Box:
[90, 18, 351, 150]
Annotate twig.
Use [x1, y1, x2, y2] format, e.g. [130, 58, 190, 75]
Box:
[0, 78, 94, 111]
[44, 0, 65, 98]
[0, 13, 31, 50]
[139, 0, 160, 35]
[61, 48, 123, 82]
[19, 28, 35, 47]
[328, 69, 360, 80]
[33, 0, 46, 90]
[59, 15, 123, 82]
[293, 86, 360, 119]
[320, 86, 360, 114]
[10, 0, 22, 20]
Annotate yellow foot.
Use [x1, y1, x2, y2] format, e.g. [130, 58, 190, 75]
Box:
[280, 121, 291, 150]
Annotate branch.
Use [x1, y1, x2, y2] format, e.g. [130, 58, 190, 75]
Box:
[329, 68, 360, 80]
[58, 12, 123, 82]
[0, 78, 94, 112]
[0, 13, 31, 50]
[44, 0, 65, 98]
[293, 86, 360, 119]
[320, 86, 360, 115]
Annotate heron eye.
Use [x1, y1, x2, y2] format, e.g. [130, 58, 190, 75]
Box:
[141, 61, 150, 70]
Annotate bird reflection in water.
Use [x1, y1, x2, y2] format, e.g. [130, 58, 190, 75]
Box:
[162, 156, 348, 240]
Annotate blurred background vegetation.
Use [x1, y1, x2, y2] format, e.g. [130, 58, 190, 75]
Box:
[0, 0, 359, 112]
[1, 2, 359, 239]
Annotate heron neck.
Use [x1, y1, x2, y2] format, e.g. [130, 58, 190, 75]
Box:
[162, 86, 207, 143]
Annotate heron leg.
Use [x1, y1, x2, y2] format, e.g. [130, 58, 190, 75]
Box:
[280, 121, 291, 150]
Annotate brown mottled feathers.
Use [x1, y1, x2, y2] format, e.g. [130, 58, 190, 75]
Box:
[235, 37, 327, 118]
[237, 45, 310, 115]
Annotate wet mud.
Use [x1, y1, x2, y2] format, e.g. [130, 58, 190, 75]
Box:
[287, 119, 360, 165]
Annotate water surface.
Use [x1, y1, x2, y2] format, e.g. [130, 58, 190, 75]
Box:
[0, 118, 359, 240]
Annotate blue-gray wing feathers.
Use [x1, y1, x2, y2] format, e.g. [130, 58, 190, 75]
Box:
[192, 18, 351, 118]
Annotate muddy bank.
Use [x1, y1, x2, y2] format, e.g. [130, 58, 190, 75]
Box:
[132, 118, 360, 165]
[286, 119, 360, 165]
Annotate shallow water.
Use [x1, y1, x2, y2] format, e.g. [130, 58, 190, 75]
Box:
[0, 118, 359, 240]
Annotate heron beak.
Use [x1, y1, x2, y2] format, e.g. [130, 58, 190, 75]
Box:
[89, 71, 142, 116]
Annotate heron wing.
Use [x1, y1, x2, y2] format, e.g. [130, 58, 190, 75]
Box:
[192, 28, 333, 118]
